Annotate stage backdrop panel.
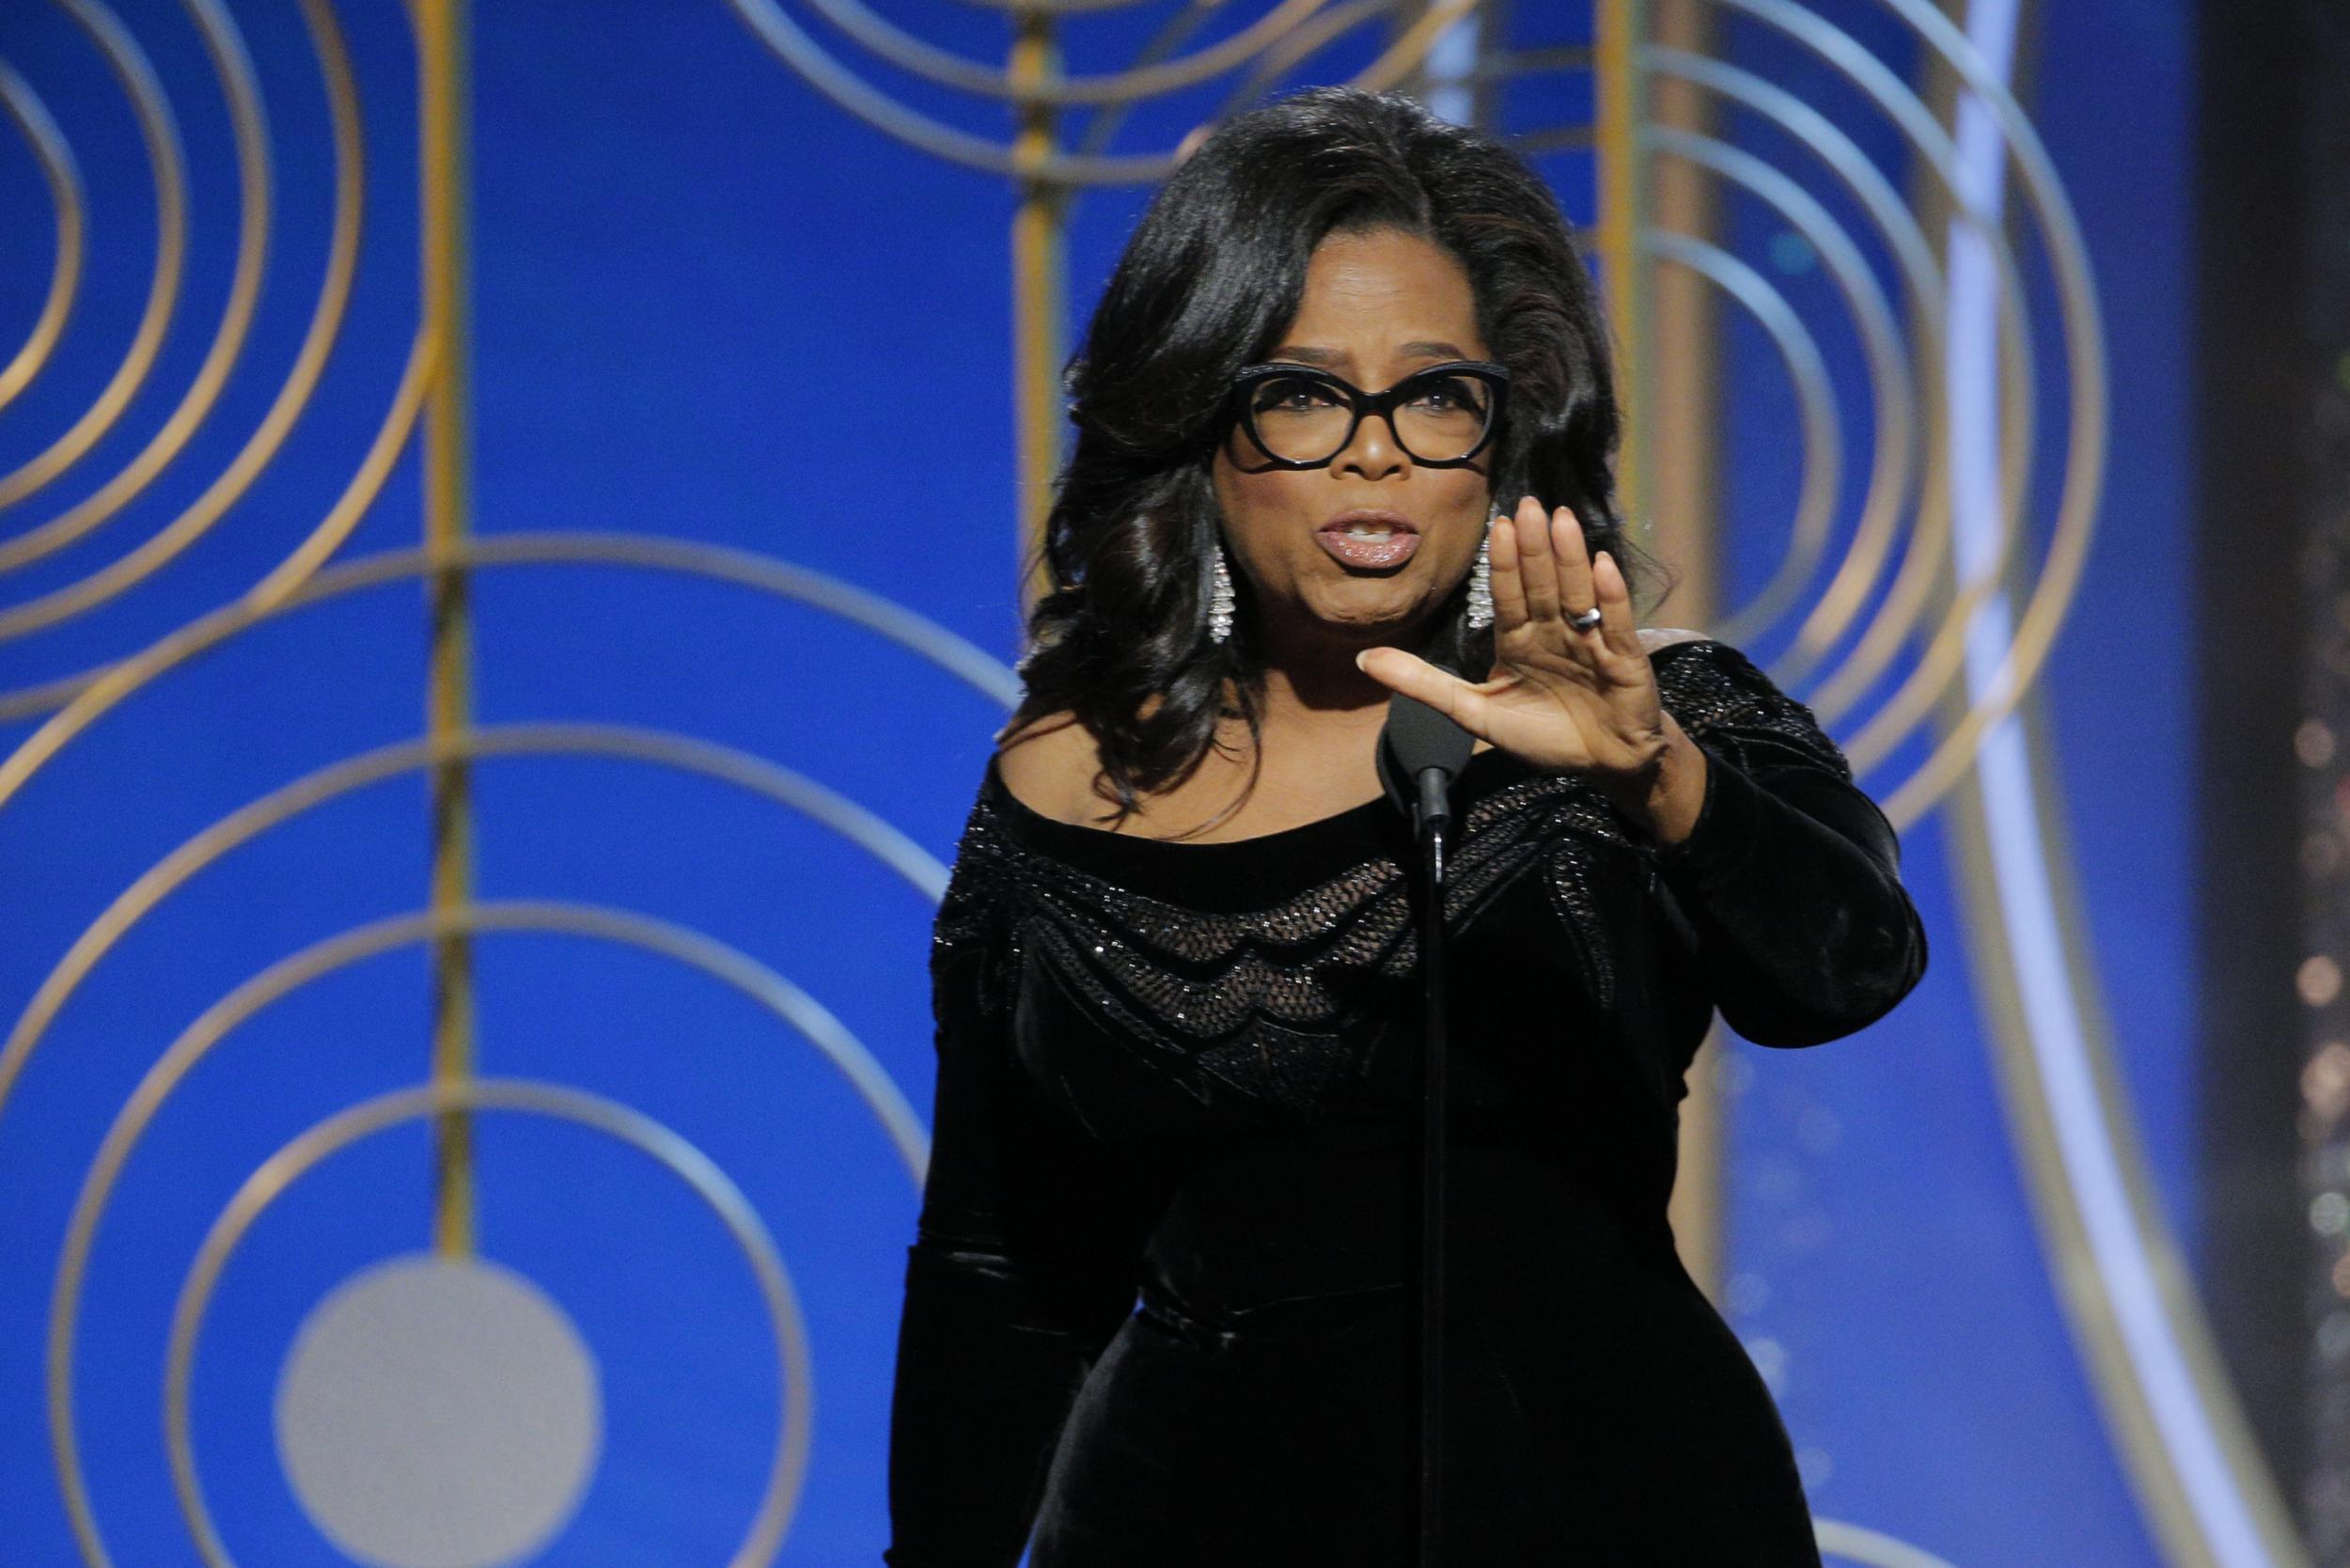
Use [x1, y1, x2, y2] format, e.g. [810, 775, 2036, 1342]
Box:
[0, 3, 2288, 1566]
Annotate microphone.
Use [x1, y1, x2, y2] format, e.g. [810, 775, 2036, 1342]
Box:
[1376, 693, 1476, 836]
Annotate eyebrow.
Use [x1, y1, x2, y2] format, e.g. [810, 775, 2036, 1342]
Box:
[1264, 340, 1470, 368]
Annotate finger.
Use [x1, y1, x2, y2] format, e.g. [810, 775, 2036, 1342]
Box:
[1355, 646, 1500, 740]
[1590, 548, 1641, 661]
[1511, 494, 1561, 626]
[1552, 506, 1599, 630]
[1488, 510, 1529, 634]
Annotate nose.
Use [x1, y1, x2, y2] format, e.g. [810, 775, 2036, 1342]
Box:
[1333, 408, 1410, 481]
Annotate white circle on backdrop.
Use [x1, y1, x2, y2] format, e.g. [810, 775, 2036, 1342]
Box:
[274, 1252, 602, 1568]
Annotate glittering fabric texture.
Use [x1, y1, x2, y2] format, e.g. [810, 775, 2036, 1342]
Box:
[885, 636, 1926, 1568]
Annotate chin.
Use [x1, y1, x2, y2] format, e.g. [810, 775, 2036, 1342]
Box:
[1303, 588, 1434, 639]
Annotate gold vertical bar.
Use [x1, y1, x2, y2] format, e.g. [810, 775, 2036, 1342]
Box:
[1646, 0, 1728, 1309]
[1010, 7, 1067, 615]
[1645, 0, 1719, 622]
[1600, 0, 1726, 1306]
[1593, 0, 1648, 538]
[418, 0, 477, 1258]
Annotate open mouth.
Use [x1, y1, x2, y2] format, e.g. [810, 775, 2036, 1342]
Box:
[1315, 510, 1420, 570]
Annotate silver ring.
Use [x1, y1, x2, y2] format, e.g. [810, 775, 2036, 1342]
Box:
[1566, 606, 1604, 633]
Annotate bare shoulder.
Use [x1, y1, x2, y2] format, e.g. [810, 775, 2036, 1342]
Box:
[1638, 625, 1710, 653]
[994, 709, 1103, 825]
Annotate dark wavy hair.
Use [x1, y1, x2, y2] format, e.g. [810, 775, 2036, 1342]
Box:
[1009, 86, 1661, 824]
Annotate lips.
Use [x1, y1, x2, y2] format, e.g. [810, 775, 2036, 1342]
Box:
[1315, 510, 1421, 570]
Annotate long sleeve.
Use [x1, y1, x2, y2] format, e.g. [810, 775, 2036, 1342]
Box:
[1648, 641, 1929, 1047]
[884, 826, 1153, 1567]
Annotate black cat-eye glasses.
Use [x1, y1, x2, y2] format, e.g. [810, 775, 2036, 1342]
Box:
[1226, 360, 1511, 469]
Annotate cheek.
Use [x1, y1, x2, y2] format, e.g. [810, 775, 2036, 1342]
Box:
[1210, 463, 1316, 569]
[1439, 479, 1502, 585]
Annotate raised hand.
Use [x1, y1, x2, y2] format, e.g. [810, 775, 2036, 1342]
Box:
[1355, 494, 1708, 841]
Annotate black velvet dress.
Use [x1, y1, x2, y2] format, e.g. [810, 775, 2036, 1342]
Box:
[882, 637, 1928, 1567]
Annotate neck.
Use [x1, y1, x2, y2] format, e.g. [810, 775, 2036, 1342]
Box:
[1249, 615, 1433, 727]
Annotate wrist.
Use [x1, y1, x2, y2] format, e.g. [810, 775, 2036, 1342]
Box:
[1598, 716, 1707, 844]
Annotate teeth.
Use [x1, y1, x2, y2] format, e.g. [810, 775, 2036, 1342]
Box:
[1343, 525, 1395, 539]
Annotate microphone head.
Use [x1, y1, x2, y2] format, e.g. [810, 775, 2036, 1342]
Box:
[1376, 692, 1476, 816]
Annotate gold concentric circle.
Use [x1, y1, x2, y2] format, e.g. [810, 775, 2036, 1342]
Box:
[0, 56, 86, 414]
[0, 723, 954, 1121]
[725, 0, 1479, 185]
[159, 1079, 812, 1568]
[1592, 0, 2107, 829]
[0, 0, 368, 633]
[1, 0, 187, 512]
[0, 0, 406, 724]
[0, 530, 1018, 798]
[47, 903, 922, 1567]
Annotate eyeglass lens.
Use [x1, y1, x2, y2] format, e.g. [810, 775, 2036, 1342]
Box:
[1245, 369, 1497, 464]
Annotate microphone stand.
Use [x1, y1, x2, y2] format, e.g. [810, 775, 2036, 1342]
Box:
[1412, 761, 1452, 1568]
[1375, 694, 1473, 1568]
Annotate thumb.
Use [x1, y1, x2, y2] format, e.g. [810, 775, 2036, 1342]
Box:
[1357, 647, 1479, 725]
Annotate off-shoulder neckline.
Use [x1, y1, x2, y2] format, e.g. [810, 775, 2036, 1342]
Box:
[982, 744, 1520, 853]
[979, 638, 1722, 857]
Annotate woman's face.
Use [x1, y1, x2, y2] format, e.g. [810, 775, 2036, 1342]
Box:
[1211, 226, 1496, 657]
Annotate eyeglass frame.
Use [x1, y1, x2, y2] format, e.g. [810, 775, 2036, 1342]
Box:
[1223, 358, 1512, 471]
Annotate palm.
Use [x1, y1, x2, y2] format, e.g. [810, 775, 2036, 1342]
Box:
[1359, 495, 1667, 782]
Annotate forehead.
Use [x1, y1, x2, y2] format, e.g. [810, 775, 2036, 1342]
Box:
[1274, 227, 1487, 368]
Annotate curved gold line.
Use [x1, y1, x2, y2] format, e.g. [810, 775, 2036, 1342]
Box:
[1199, 0, 1395, 126]
[1733, 94, 2034, 747]
[0, 0, 269, 546]
[1068, 0, 1264, 163]
[1108, 0, 1471, 210]
[789, 0, 1332, 107]
[1865, 20, 2105, 824]
[1618, 2, 1983, 790]
[0, 0, 363, 608]
[1349, 0, 1480, 93]
[0, 0, 187, 510]
[0, 326, 434, 722]
[1638, 126, 1932, 694]
[1689, 0, 2105, 831]
[1822, 275, 2031, 769]
[1903, 0, 2287, 1548]
[49, 906, 918, 1568]
[0, 721, 949, 1140]
[1632, 0, 2060, 819]
[1940, 689, 2308, 1564]
[158, 1081, 813, 1568]
[1633, 44, 1951, 693]
[1641, 231, 1841, 646]
[0, 58, 86, 413]
[0, 0, 341, 630]
[243, 328, 433, 603]
[726, 0, 1473, 183]
[0, 529, 1017, 806]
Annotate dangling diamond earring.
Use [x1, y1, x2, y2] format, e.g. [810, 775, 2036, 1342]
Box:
[1207, 541, 1237, 643]
[1465, 517, 1496, 629]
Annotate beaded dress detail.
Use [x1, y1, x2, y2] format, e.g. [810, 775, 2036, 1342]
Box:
[885, 636, 1926, 1568]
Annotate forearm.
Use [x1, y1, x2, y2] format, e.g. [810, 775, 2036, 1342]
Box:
[883, 1238, 1115, 1567]
[1648, 736, 1926, 1045]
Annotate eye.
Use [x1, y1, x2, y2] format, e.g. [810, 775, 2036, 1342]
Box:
[1250, 374, 1343, 415]
[1405, 375, 1487, 415]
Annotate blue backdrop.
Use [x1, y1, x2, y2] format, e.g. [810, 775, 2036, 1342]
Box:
[0, 2, 2207, 1562]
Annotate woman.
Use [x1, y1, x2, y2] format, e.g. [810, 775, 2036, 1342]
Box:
[883, 87, 1926, 1566]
